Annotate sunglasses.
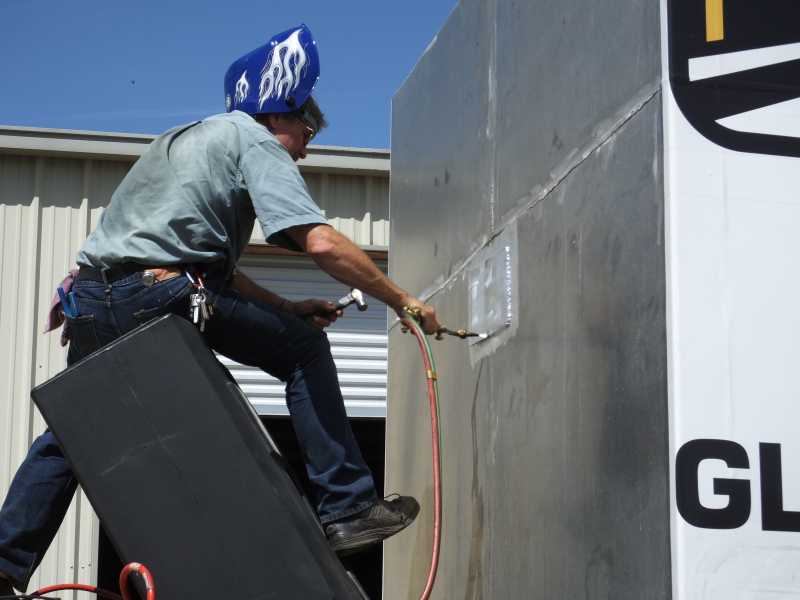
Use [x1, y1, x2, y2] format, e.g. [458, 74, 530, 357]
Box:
[295, 114, 318, 143]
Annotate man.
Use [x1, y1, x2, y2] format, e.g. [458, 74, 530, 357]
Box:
[0, 24, 440, 595]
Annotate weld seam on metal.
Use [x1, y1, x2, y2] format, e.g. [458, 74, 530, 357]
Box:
[497, 83, 662, 244]
[389, 81, 661, 335]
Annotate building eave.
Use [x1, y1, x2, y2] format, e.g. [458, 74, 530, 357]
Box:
[0, 125, 390, 176]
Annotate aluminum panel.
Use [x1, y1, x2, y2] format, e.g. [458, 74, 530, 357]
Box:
[386, 1, 668, 596]
[493, 0, 663, 223]
[387, 97, 668, 600]
[389, 0, 493, 297]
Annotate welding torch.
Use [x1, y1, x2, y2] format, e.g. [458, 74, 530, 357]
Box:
[401, 305, 487, 341]
[338, 290, 487, 341]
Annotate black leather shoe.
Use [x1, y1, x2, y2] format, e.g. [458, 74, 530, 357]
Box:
[326, 495, 420, 556]
[0, 576, 15, 598]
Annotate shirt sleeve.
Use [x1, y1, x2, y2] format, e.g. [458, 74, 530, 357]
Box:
[239, 138, 327, 252]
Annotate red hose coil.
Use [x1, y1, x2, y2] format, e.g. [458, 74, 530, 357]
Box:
[31, 583, 122, 599]
[32, 562, 153, 600]
[119, 563, 156, 600]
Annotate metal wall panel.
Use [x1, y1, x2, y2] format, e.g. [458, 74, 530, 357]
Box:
[0, 136, 389, 595]
[493, 0, 662, 222]
[389, 0, 493, 298]
[386, 1, 669, 598]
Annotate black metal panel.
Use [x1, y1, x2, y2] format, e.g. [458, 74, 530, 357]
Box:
[32, 315, 364, 600]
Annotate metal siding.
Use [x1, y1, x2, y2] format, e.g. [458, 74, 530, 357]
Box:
[220, 256, 388, 418]
[0, 142, 388, 593]
[0, 154, 131, 596]
[248, 172, 390, 247]
[0, 126, 390, 174]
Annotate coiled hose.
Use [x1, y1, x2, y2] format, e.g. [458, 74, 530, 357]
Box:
[402, 309, 442, 600]
[28, 562, 155, 600]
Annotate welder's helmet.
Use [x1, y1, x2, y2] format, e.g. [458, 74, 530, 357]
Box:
[224, 23, 320, 116]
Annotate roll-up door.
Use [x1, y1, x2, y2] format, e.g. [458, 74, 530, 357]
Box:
[216, 254, 388, 418]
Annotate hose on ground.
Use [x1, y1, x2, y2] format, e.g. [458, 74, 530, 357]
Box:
[119, 563, 155, 600]
[28, 562, 154, 600]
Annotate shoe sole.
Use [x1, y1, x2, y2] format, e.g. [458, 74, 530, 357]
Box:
[330, 523, 412, 556]
[329, 505, 420, 556]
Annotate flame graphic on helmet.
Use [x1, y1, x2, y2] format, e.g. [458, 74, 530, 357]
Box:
[258, 29, 307, 109]
[235, 71, 250, 105]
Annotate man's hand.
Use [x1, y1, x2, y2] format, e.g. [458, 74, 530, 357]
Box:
[397, 295, 441, 335]
[285, 224, 442, 335]
[289, 299, 343, 329]
[230, 270, 341, 329]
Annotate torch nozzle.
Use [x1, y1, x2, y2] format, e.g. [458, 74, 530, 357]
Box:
[435, 327, 488, 341]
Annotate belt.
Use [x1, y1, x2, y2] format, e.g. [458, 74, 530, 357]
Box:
[77, 263, 183, 284]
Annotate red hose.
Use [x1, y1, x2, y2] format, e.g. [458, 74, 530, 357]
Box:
[406, 321, 442, 600]
[31, 583, 122, 599]
[32, 562, 153, 600]
[119, 563, 156, 600]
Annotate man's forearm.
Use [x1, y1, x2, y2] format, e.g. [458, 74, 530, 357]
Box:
[229, 269, 292, 311]
[285, 223, 441, 333]
[303, 227, 409, 311]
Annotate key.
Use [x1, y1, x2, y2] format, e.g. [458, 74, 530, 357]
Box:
[197, 293, 210, 332]
[190, 293, 201, 324]
[189, 286, 213, 331]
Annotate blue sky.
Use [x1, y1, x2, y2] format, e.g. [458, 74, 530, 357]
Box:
[0, 0, 456, 149]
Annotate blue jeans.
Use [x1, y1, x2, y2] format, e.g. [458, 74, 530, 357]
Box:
[0, 271, 377, 588]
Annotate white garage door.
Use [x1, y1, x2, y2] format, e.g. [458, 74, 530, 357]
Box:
[216, 254, 388, 418]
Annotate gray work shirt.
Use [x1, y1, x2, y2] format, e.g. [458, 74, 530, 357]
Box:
[77, 110, 326, 279]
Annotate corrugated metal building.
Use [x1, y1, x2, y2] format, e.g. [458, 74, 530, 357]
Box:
[0, 124, 390, 594]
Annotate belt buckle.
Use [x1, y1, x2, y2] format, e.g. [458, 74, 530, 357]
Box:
[141, 270, 156, 287]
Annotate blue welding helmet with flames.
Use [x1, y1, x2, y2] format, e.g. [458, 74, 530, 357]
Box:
[224, 23, 320, 116]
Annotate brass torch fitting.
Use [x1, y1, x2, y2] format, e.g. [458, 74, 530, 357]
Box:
[403, 305, 423, 319]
